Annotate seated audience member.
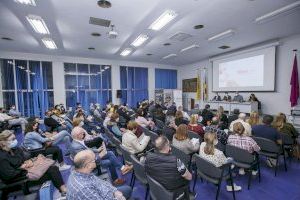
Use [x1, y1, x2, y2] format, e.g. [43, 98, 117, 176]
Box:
[44, 110, 69, 132]
[71, 127, 132, 185]
[228, 109, 240, 125]
[107, 113, 126, 139]
[103, 112, 113, 128]
[23, 121, 70, 171]
[0, 107, 27, 132]
[199, 132, 242, 191]
[145, 136, 192, 196]
[175, 111, 189, 126]
[227, 122, 260, 175]
[117, 106, 132, 124]
[188, 114, 204, 137]
[252, 115, 282, 167]
[229, 113, 252, 136]
[172, 124, 200, 154]
[122, 121, 150, 154]
[148, 101, 156, 115]
[8, 105, 21, 117]
[216, 106, 228, 130]
[152, 104, 166, 122]
[247, 111, 260, 126]
[200, 104, 214, 126]
[233, 92, 244, 102]
[167, 102, 177, 115]
[162, 116, 177, 141]
[135, 108, 155, 129]
[67, 150, 132, 200]
[212, 92, 222, 101]
[223, 92, 232, 101]
[273, 113, 299, 139]
[177, 106, 190, 121]
[207, 117, 220, 129]
[92, 103, 103, 119]
[0, 130, 67, 198]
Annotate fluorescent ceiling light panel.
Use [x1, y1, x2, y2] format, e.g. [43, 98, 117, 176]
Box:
[180, 44, 200, 53]
[255, 1, 300, 24]
[104, 66, 110, 69]
[149, 10, 178, 31]
[26, 15, 50, 34]
[208, 29, 234, 42]
[120, 48, 132, 56]
[163, 54, 177, 59]
[42, 38, 57, 49]
[14, 0, 36, 6]
[131, 34, 149, 47]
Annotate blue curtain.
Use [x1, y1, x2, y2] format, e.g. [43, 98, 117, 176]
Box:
[30, 61, 42, 117]
[155, 69, 177, 89]
[1, 60, 15, 109]
[15, 60, 27, 116]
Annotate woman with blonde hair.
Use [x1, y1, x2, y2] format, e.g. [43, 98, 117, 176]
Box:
[216, 106, 228, 129]
[273, 113, 299, 138]
[199, 131, 242, 192]
[187, 114, 204, 137]
[247, 111, 260, 126]
[172, 124, 200, 154]
[175, 111, 189, 126]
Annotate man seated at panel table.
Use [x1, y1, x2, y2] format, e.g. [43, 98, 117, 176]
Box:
[232, 92, 244, 102]
[212, 92, 222, 101]
[223, 92, 232, 101]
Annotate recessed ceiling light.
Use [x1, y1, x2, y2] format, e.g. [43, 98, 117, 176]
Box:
[97, 0, 112, 8]
[180, 44, 200, 53]
[91, 32, 101, 37]
[26, 15, 50, 34]
[219, 45, 230, 49]
[146, 53, 153, 56]
[1, 37, 13, 41]
[131, 34, 149, 47]
[88, 47, 95, 50]
[208, 29, 234, 42]
[163, 43, 171, 46]
[120, 48, 132, 56]
[41, 38, 57, 49]
[104, 66, 110, 69]
[163, 54, 177, 59]
[149, 10, 178, 31]
[194, 24, 204, 29]
[14, 0, 36, 6]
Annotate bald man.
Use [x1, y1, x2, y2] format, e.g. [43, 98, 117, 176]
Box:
[229, 113, 252, 136]
[67, 150, 132, 200]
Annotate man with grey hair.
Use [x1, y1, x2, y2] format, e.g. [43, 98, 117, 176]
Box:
[67, 150, 132, 200]
[229, 113, 252, 136]
[145, 136, 192, 198]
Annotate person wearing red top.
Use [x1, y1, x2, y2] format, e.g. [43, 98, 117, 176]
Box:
[187, 114, 204, 137]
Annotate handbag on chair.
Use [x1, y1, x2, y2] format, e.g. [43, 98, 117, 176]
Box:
[27, 155, 55, 181]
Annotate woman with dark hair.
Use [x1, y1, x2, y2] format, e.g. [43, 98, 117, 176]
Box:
[107, 113, 126, 139]
[23, 121, 70, 171]
[0, 130, 67, 198]
[135, 108, 155, 129]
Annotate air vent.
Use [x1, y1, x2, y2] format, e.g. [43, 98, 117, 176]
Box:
[1, 37, 13, 41]
[219, 45, 230, 49]
[169, 32, 192, 41]
[89, 17, 111, 27]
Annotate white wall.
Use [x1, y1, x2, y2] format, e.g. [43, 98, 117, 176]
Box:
[178, 34, 300, 115]
[0, 51, 178, 106]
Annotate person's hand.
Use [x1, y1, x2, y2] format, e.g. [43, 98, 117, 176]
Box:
[114, 191, 126, 200]
[120, 128, 126, 132]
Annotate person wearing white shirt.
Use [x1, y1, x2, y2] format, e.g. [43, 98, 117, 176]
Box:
[0, 108, 27, 131]
[229, 113, 252, 136]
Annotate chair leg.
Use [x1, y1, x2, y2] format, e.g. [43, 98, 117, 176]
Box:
[216, 182, 221, 200]
[283, 153, 287, 172]
[229, 171, 236, 200]
[193, 172, 197, 192]
[145, 185, 149, 200]
[247, 171, 252, 190]
[258, 162, 261, 183]
[274, 157, 279, 177]
[130, 171, 135, 186]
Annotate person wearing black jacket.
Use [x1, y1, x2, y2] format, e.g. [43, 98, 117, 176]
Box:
[0, 130, 67, 198]
[200, 104, 214, 126]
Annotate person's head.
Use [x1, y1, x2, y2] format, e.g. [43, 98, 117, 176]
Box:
[175, 111, 183, 119]
[0, 108, 4, 113]
[217, 106, 224, 115]
[203, 132, 218, 155]
[45, 110, 52, 117]
[233, 122, 245, 135]
[248, 111, 260, 126]
[233, 109, 240, 115]
[73, 117, 84, 127]
[10, 105, 16, 110]
[136, 108, 144, 117]
[0, 130, 17, 151]
[278, 113, 287, 123]
[273, 114, 285, 130]
[154, 135, 170, 154]
[177, 106, 183, 112]
[73, 150, 96, 174]
[174, 124, 188, 141]
[127, 121, 138, 133]
[205, 104, 210, 110]
[166, 116, 175, 127]
[211, 116, 219, 125]
[238, 113, 246, 121]
[110, 113, 120, 123]
[262, 115, 274, 125]
[25, 121, 39, 133]
[71, 126, 86, 141]
[189, 114, 199, 125]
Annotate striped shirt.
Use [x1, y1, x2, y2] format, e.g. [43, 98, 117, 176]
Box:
[227, 134, 260, 153]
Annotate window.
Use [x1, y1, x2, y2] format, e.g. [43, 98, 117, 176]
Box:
[155, 68, 177, 89]
[64, 63, 112, 110]
[120, 66, 148, 107]
[0, 59, 54, 117]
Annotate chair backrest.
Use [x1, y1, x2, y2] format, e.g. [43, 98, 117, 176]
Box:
[225, 145, 255, 164]
[253, 137, 280, 153]
[187, 131, 202, 141]
[171, 145, 191, 168]
[139, 125, 150, 135]
[119, 144, 133, 163]
[193, 154, 223, 179]
[156, 119, 165, 129]
[147, 175, 173, 200]
[281, 134, 294, 145]
[148, 130, 159, 143]
[130, 155, 147, 185]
